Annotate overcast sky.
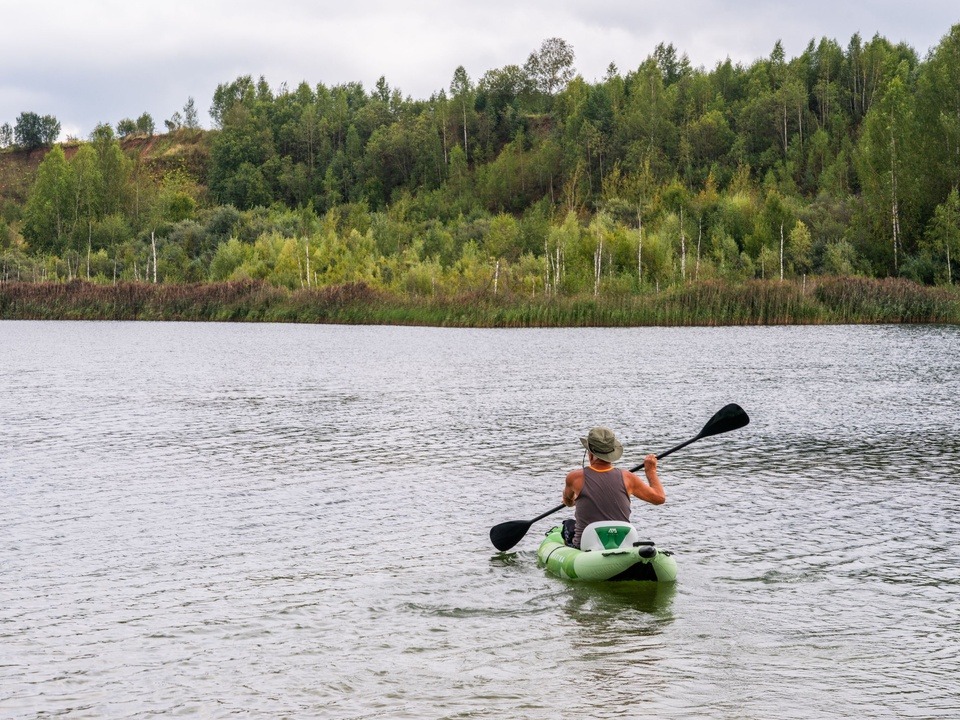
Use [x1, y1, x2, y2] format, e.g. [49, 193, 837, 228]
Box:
[2, 1, 957, 140]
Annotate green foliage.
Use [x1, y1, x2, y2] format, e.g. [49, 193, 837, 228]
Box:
[117, 114, 156, 138]
[924, 187, 960, 284]
[209, 238, 252, 281]
[525, 38, 576, 97]
[9, 25, 960, 306]
[14, 112, 60, 149]
[137, 113, 156, 135]
[22, 146, 73, 254]
[117, 118, 137, 137]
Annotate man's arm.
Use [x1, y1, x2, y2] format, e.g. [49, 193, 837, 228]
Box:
[624, 454, 665, 505]
[562, 469, 583, 507]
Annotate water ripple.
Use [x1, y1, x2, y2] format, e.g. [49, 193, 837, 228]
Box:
[2, 321, 959, 718]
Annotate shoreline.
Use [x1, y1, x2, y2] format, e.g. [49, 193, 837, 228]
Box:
[1, 277, 958, 327]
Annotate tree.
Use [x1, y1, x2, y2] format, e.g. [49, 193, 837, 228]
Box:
[653, 42, 690, 86]
[222, 162, 272, 210]
[925, 187, 960, 284]
[663, 181, 691, 280]
[14, 112, 60, 149]
[855, 63, 916, 274]
[755, 190, 794, 279]
[91, 123, 132, 217]
[450, 66, 473, 158]
[525, 38, 576, 97]
[0, 123, 12, 147]
[484, 213, 520, 260]
[22, 145, 73, 254]
[914, 24, 960, 211]
[787, 220, 813, 275]
[116, 118, 137, 137]
[136, 112, 156, 135]
[210, 75, 257, 128]
[183, 97, 201, 129]
[448, 144, 470, 202]
[622, 58, 677, 178]
[70, 144, 103, 278]
[164, 112, 183, 133]
[209, 238, 253, 281]
[208, 100, 275, 206]
[588, 211, 614, 295]
[41, 115, 60, 145]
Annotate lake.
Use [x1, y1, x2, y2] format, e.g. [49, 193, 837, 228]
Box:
[2, 320, 958, 718]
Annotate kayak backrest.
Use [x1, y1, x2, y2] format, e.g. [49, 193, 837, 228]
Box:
[580, 521, 638, 552]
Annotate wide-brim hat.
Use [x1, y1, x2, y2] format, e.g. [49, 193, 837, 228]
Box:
[579, 426, 623, 462]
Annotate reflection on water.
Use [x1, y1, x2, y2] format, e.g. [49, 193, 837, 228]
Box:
[563, 581, 677, 656]
[2, 321, 959, 719]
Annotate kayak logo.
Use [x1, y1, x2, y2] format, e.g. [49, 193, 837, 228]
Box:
[580, 521, 637, 551]
[599, 526, 630, 549]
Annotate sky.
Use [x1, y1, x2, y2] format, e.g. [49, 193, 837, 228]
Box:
[2, 1, 958, 140]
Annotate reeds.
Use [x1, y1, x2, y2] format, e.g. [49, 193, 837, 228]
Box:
[1, 277, 957, 326]
[812, 276, 959, 323]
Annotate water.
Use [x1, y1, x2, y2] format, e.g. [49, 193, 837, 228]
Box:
[1, 321, 958, 718]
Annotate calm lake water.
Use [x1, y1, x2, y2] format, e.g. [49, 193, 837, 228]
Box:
[2, 320, 958, 719]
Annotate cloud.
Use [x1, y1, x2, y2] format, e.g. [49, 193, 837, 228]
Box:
[1, 1, 957, 139]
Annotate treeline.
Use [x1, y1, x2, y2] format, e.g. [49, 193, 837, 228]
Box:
[2, 29, 960, 301]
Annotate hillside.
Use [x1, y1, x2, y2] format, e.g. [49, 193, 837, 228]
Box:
[3, 27, 960, 295]
[0, 130, 211, 206]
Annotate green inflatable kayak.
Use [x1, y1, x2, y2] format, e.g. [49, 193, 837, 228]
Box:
[537, 521, 677, 583]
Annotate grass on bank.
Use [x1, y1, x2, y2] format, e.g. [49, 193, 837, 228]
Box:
[0, 277, 958, 326]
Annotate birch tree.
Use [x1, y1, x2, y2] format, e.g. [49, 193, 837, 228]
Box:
[450, 66, 473, 159]
[70, 145, 102, 278]
[525, 37, 576, 98]
[926, 188, 960, 284]
[856, 64, 915, 274]
[22, 146, 73, 255]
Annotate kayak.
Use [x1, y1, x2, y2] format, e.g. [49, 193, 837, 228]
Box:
[537, 521, 677, 583]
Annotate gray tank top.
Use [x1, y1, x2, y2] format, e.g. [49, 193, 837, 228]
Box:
[572, 466, 631, 548]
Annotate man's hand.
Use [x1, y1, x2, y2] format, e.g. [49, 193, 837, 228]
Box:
[643, 453, 658, 474]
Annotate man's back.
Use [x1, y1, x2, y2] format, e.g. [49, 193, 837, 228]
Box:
[572, 465, 630, 547]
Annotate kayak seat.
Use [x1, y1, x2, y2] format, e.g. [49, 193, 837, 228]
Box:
[580, 521, 639, 552]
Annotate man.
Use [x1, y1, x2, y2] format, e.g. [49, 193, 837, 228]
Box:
[561, 426, 665, 548]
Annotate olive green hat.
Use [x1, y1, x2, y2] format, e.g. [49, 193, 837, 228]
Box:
[580, 426, 623, 462]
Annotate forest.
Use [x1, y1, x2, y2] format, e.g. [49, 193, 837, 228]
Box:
[1, 28, 960, 322]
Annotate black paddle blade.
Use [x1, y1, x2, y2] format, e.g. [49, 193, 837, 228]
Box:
[699, 403, 750, 438]
[490, 520, 533, 552]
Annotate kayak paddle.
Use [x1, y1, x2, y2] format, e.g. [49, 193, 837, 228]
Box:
[488, 403, 750, 552]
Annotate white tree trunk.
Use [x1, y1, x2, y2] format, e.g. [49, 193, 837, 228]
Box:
[779, 222, 785, 281]
[680, 207, 686, 281]
[305, 237, 311, 289]
[593, 240, 602, 296]
[891, 135, 900, 273]
[637, 208, 643, 285]
[696, 216, 702, 281]
[544, 238, 550, 295]
[151, 231, 158, 283]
